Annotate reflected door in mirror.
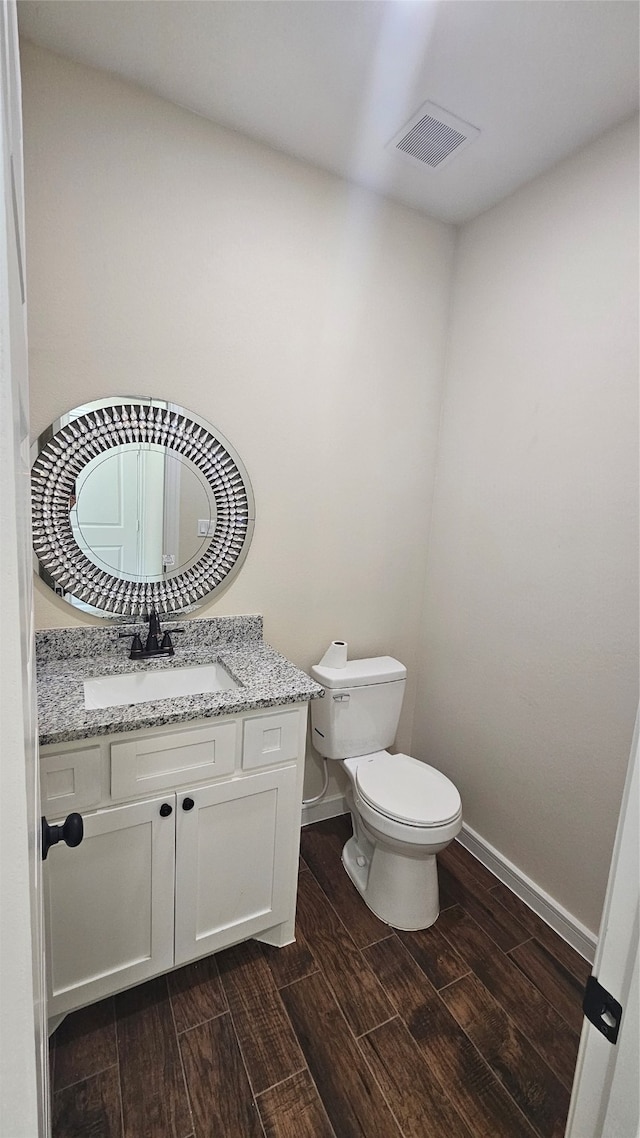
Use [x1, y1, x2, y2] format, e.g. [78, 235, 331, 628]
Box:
[71, 444, 216, 582]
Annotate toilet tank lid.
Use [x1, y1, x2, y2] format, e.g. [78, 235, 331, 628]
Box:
[311, 656, 406, 689]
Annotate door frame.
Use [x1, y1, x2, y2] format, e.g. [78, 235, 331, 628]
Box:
[565, 712, 639, 1137]
[0, 2, 49, 1133]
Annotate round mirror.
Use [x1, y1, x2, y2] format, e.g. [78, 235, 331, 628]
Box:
[31, 398, 255, 617]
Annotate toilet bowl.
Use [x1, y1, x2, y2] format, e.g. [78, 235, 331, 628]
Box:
[342, 750, 461, 929]
[310, 655, 462, 930]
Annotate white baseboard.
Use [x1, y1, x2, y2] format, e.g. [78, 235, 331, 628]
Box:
[458, 822, 597, 964]
[301, 793, 348, 828]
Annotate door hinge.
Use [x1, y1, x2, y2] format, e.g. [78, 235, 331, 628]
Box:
[583, 975, 622, 1044]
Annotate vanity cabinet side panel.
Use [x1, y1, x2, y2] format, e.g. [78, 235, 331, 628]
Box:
[174, 765, 298, 966]
[255, 703, 308, 947]
[44, 795, 176, 1017]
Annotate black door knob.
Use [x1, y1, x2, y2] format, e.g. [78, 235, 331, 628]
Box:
[41, 813, 84, 860]
[182, 797, 195, 811]
[159, 803, 173, 817]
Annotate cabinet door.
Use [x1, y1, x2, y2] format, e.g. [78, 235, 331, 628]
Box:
[174, 766, 297, 966]
[44, 796, 176, 1017]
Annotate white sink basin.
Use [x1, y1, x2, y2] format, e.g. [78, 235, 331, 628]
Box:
[84, 662, 239, 710]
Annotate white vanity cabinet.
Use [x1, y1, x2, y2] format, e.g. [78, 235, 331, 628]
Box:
[40, 703, 307, 1018]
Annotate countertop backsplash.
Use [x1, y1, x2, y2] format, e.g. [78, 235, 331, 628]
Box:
[35, 613, 264, 664]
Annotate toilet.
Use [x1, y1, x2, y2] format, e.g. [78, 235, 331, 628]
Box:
[310, 655, 462, 930]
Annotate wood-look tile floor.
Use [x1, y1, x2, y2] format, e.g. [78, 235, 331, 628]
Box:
[50, 814, 590, 1138]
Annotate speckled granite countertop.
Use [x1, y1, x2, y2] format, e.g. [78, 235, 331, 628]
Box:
[36, 615, 323, 746]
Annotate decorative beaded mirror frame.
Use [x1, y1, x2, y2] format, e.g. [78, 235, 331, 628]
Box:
[31, 398, 255, 617]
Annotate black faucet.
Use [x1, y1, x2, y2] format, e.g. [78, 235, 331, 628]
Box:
[120, 610, 183, 660]
[145, 609, 162, 654]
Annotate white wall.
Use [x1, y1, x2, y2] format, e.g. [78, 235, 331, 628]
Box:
[415, 117, 639, 933]
[21, 43, 456, 798]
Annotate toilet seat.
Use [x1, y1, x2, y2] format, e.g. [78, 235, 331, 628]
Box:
[355, 752, 461, 828]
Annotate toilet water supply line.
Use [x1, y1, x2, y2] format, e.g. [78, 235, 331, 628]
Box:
[301, 640, 346, 807]
[301, 757, 329, 805]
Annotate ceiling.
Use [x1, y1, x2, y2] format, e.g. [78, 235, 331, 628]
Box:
[17, 0, 640, 224]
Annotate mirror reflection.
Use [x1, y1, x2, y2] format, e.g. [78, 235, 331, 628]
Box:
[70, 443, 217, 582]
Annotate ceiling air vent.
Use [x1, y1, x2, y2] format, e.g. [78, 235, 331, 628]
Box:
[388, 101, 480, 172]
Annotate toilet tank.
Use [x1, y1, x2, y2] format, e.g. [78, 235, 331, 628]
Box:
[310, 656, 406, 760]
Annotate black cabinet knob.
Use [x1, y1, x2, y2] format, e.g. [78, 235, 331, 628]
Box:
[41, 813, 84, 860]
[182, 797, 195, 811]
[159, 803, 173, 817]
